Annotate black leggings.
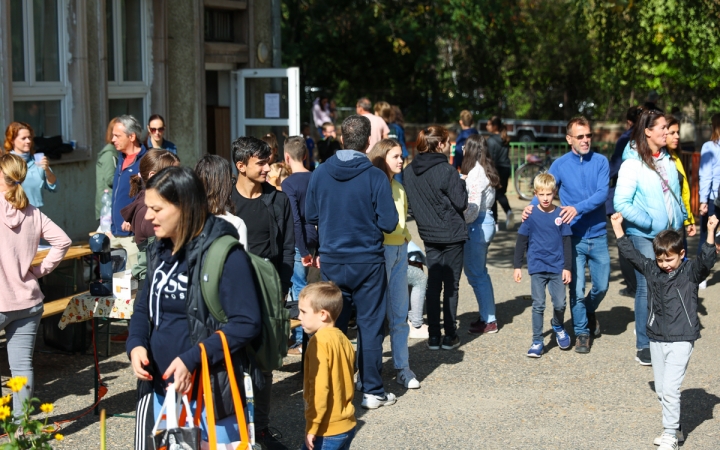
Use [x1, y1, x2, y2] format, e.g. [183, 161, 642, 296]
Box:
[492, 166, 512, 222]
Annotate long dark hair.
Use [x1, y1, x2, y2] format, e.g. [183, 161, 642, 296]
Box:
[146, 166, 208, 253]
[195, 154, 235, 216]
[460, 135, 500, 187]
[489, 116, 509, 145]
[631, 109, 666, 170]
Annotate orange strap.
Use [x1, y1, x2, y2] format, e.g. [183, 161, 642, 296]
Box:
[198, 331, 250, 449]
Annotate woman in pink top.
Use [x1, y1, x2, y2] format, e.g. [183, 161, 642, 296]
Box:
[0, 153, 70, 413]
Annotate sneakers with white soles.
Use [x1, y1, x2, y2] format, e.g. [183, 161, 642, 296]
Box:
[397, 368, 420, 389]
[656, 433, 678, 450]
[408, 321, 429, 339]
[361, 393, 397, 409]
[653, 428, 684, 446]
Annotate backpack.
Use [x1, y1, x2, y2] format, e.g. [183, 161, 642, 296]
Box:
[200, 235, 289, 371]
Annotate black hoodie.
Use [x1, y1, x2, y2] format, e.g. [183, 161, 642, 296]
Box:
[403, 152, 468, 244]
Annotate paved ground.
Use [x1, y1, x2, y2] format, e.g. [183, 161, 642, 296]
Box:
[2, 197, 719, 449]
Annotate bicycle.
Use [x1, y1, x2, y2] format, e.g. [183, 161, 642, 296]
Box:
[513, 147, 558, 201]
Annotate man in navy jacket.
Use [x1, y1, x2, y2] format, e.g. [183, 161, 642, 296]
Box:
[524, 116, 609, 354]
[111, 115, 148, 268]
[306, 114, 399, 409]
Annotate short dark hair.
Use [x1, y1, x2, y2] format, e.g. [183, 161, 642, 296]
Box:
[566, 116, 590, 135]
[341, 115, 371, 152]
[146, 166, 208, 254]
[653, 230, 684, 257]
[627, 106, 642, 125]
[195, 154, 234, 216]
[148, 114, 165, 126]
[284, 136, 307, 162]
[231, 136, 272, 166]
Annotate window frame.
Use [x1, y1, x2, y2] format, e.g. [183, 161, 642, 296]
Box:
[11, 0, 71, 140]
[106, 0, 151, 123]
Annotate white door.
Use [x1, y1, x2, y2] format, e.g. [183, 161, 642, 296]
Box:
[231, 67, 300, 139]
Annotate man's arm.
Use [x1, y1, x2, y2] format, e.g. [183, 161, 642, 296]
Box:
[571, 156, 610, 216]
[282, 181, 310, 257]
[374, 174, 399, 234]
[279, 195, 296, 294]
[305, 173, 319, 226]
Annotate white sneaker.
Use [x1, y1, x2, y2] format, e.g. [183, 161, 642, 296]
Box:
[656, 433, 678, 450]
[505, 210, 515, 229]
[397, 368, 420, 389]
[653, 428, 684, 446]
[699, 279, 708, 289]
[361, 392, 397, 409]
[408, 321, 429, 339]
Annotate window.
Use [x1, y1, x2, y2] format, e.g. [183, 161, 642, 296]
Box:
[10, 0, 68, 138]
[205, 9, 234, 42]
[107, 0, 149, 124]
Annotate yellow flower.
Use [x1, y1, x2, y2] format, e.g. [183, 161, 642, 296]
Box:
[0, 405, 11, 421]
[55, 434, 64, 441]
[7, 376, 27, 393]
[0, 395, 11, 406]
[40, 403, 54, 414]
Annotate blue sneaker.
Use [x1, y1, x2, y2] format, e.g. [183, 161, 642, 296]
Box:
[554, 326, 571, 350]
[527, 342, 543, 358]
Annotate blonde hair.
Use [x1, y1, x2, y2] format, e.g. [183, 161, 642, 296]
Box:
[268, 162, 291, 189]
[459, 110, 474, 127]
[533, 172, 557, 192]
[0, 153, 29, 209]
[299, 281, 343, 321]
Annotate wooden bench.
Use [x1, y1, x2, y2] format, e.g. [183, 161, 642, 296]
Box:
[41, 290, 89, 319]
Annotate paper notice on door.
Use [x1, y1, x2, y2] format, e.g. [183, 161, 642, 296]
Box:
[264, 93, 280, 118]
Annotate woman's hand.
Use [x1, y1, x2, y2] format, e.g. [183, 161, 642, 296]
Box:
[37, 156, 50, 171]
[163, 357, 192, 394]
[130, 346, 152, 381]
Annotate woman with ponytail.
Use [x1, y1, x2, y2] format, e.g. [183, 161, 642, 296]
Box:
[403, 125, 468, 350]
[0, 153, 70, 415]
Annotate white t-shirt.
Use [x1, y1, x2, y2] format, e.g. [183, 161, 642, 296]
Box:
[218, 212, 248, 250]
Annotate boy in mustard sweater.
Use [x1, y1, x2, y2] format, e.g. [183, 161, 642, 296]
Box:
[299, 282, 357, 450]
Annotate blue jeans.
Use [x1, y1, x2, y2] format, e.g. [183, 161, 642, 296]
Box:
[291, 247, 315, 301]
[0, 304, 42, 414]
[629, 234, 655, 349]
[463, 212, 496, 323]
[302, 427, 356, 450]
[384, 243, 410, 370]
[569, 235, 610, 335]
[530, 273, 566, 343]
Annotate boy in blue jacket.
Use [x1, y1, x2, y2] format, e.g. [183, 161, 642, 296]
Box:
[306, 114, 399, 410]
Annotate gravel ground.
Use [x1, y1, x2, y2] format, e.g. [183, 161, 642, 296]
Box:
[2, 197, 719, 449]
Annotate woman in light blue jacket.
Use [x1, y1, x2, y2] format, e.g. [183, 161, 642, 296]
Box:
[614, 109, 686, 366]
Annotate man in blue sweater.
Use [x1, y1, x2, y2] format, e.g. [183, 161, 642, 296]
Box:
[306, 114, 399, 410]
[524, 116, 609, 354]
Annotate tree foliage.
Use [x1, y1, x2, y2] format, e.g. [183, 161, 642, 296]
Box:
[282, 0, 720, 123]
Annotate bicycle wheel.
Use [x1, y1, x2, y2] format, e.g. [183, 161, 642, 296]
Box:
[514, 163, 546, 201]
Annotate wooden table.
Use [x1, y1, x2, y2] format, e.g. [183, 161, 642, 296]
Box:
[34, 245, 93, 317]
[32, 245, 92, 267]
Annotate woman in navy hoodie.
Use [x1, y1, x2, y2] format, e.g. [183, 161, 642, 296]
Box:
[127, 166, 262, 448]
[403, 125, 468, 351]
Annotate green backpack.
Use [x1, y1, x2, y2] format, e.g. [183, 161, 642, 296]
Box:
[200, 235, 289, 371]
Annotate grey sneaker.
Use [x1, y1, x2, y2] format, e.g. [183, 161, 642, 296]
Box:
[361, 393, 397, 409]
[505, 210, 515, 229]
[397, 368, 420, 389]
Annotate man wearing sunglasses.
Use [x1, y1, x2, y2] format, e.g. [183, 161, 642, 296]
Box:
[523, 116, 610, 354]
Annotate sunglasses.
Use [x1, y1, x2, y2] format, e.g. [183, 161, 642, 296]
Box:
[149, 127, 165, 133]
[569, 133, 593, 140]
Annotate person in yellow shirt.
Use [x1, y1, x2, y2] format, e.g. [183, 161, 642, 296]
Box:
[368, 139, 421, 390]
[300, 282, 357, 450]
[665, 115, 696, 240]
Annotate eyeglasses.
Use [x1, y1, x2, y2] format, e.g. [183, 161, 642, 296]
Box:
[149, 127, 165, 133]
[569, 133, 593, 140]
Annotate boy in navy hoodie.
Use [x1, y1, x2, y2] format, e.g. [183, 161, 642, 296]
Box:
[453, 110, 479, 170]
[306, 114, 399, 410]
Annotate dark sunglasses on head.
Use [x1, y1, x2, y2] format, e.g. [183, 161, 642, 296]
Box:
[569, 133, 593, 140]
[149, 127, 165, 133]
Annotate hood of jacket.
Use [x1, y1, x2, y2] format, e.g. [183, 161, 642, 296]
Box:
[411, 152, 450, 175]
[323, 150, 374, 181]
[120, 190, 145, 223]
[0, 196, 27, 229]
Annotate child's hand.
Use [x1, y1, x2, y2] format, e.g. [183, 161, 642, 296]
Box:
[305, 434, 316, 450]
[708, 215, 719, 232]
[513, 268, 522, 283]
[610, 213, 623, 225]
[562, 269, 571, 285]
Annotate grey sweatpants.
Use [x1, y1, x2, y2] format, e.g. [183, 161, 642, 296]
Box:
[0, 304, 43, 414]
[649, 340, 694, 434]
[407, 265, 427, 328]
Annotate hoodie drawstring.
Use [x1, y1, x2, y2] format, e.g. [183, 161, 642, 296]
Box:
[148, 260, 179, 329]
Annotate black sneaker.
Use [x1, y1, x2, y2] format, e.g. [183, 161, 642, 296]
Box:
[427, 335, 441, 350]
[574, 334, 590, 353]
[441, 334, 460, 350]
[257, 427, 288, 450]
[635, 348, 652, 366]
